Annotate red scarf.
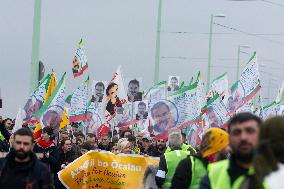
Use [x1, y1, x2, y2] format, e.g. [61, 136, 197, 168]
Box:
[38, 139, 54, 149]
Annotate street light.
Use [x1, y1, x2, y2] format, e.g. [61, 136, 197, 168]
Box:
[237, 45, 250, 80]
[206, 14, 226, 92]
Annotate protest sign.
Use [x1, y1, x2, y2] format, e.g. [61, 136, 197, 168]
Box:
[58, 151, 159, 189]
[167, 82, 201, 130]
[35, 73, 66, 135]
[69, 77, 90, 122]
[211, 73, 228, 96]
[72, 39, 88, 78]
[167, 76, 180, 92]
[125, 78, 143, 102]
[23, 74, 50, 124]
[92, 80, 107, 103]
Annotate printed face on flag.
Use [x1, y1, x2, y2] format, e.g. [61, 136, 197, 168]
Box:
[82, 111, 102, 135]
[206, 106, 222, 128]
[72, 56, 80, 74]
[186, 124, 199, 148]
[126, 78, 143, 102]
[168, 76, 180, 92]
[117, 104, 133, 124]
[42, 105, 63, 132]
[23, 97, 43, 121]
[92, 81, 106, 103]
[227, 83, 244, 113]
[150, 100, 178, 134]
[135, 100, 148, 120]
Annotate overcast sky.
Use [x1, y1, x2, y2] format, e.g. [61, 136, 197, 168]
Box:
[1, 0, 284, 118]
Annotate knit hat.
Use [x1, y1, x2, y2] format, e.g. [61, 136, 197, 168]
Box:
[42, 126, 54, 136]
[200, 128, 229, 158]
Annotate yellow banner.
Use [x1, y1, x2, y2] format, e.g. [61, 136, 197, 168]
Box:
[58, 151, 159, 189]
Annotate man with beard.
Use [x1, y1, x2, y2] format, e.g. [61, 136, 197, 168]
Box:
[0, 127, 53, 189]
[151, 101, 176, 134]
[127, 79, 142, 102]
[92, 82, 105, 103]
[136, 101, 148, 120]
[149, 137, 166, 157]
[199, 112, 261, 189]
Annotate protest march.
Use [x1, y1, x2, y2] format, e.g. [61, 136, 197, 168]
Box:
[1, 1, 284, 188]
[1, 37, 284, 189]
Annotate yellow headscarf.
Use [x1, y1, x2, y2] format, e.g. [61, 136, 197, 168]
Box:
[200, 128, 229, 158]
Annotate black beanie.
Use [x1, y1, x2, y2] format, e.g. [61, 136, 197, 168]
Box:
[42, 126, 54, 136]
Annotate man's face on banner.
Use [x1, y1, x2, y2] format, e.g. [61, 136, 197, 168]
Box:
[43, 110, 61, 129]
[152, 104, 174, 131]
[95, 85, 104, 98]
[138, 104, 146, 116]
[72, 56, 80, 72]
[24, 99, 42, 120]
[170, 78, 178, 86]
[83, 112, 95, 128]
[128, 83, 139, 96]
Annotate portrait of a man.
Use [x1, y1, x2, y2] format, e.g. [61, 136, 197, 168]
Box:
[151, 101, 176, 134]
[167, 76, 180, 92]
[127, 79, 142, 102]
[92, 82, 105, 103]
[136, 101, 148, 120]
[206, 106, 222, 128]
[23, 98, 43, 121]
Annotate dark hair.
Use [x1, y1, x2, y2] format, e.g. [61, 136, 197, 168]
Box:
[247, 116, 284, 189]
[128, 79, 139, 88]
[227, 112, 262, 133]
[170, 77, 178, 82]
[87, 133, 96, 138]
[121, 129, 132, 138]
[151, 101, 170, 118]
[74, 131, 85, 139]
[95, 82, 105, 90]
[106, 82, 118, 96]
[60, 138, 72, 147]
[3, 118, 12, 124]
[138, 101, 146, 107]
[127, 135, 136, 143]
[80, 142, 93, 151]
[14, 127, 34, 142]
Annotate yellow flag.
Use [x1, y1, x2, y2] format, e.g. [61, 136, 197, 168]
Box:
[59, 109, 69, 130]
[44, 71, 57, 103]
[34, 123, 42, 142]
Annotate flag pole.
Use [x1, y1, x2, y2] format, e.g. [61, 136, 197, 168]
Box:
[30, 0, 42, 93]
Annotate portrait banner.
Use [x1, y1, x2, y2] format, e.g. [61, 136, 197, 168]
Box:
[167, 82, 201, 130]
[203, 94, 229, 129]
[211, 73, 229, 96]
[146, 81, 167, 108]
[125, 78, 143, 102]
[167, 76, 180, 93]
[69, 77, 90, 122]
[72, 39, 88, 78]
[58, 151, 159, 189]
[35, 73, 66, 134]
[239, 52, 260, 97]
[23, 74, 50, 124]
[92, 80, 107, 103]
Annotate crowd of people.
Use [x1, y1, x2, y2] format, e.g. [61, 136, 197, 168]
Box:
[0, 112, 283, 189]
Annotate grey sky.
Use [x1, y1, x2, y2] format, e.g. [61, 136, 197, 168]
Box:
[1, 0, 284, 118]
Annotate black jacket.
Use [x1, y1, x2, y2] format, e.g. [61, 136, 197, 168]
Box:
[0, 151, 53, 189]
[33, 141, 59, 174]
